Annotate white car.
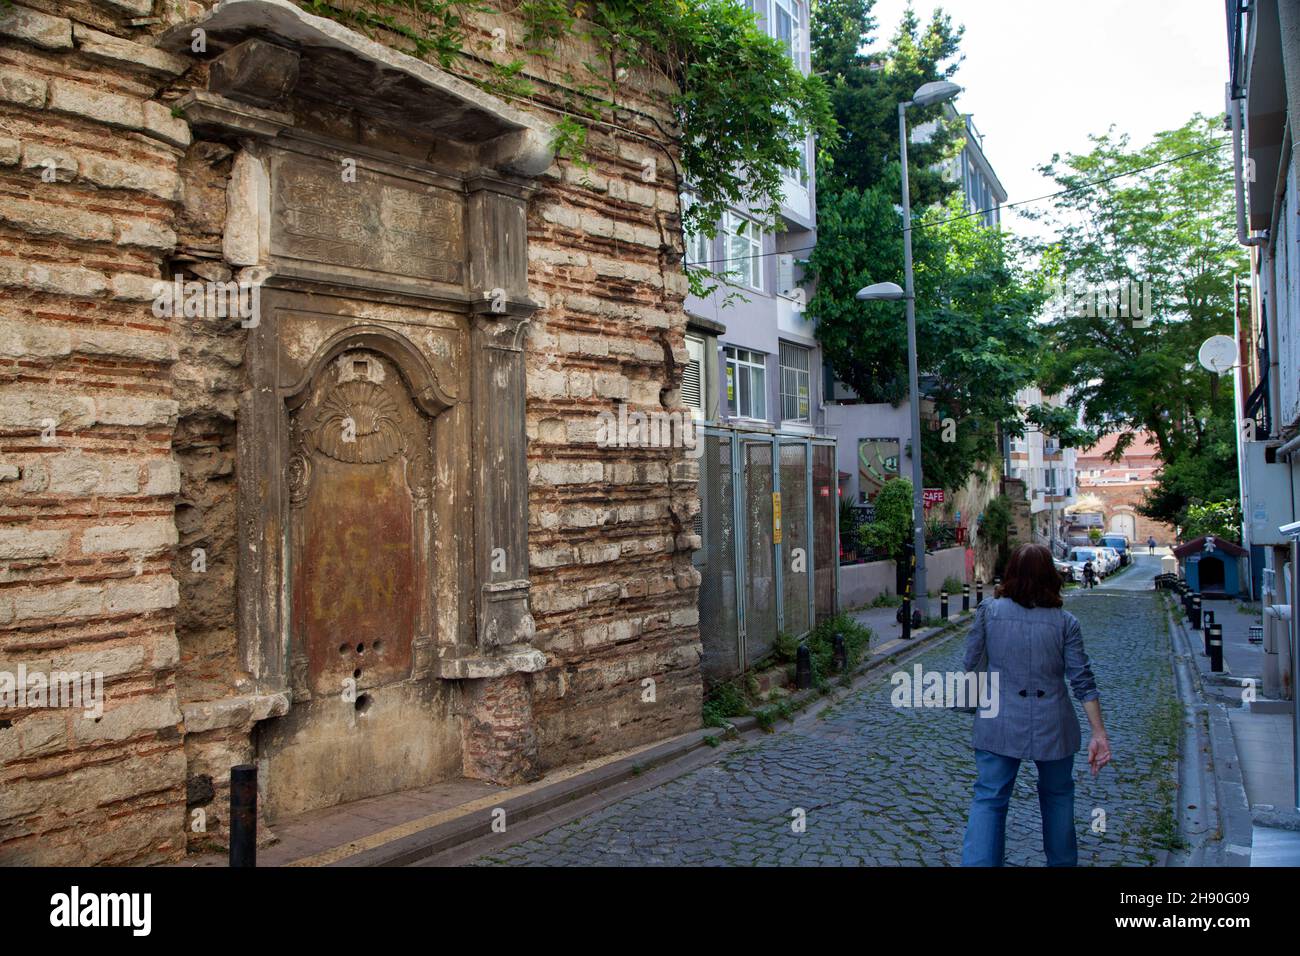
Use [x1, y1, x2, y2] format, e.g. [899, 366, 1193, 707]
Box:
[1097, 547, 1122, 574]
[1066, 547, 1105, 581]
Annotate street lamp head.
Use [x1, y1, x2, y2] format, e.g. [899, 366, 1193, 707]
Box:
[911, 80, 961, 108]
[856, 281, 906, 301]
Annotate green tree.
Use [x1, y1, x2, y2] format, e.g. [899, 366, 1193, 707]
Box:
[1031, 115, 1246, 525]
[859, 476, 913, 558]
[807, 0, 1046, 491]
[1181, 500, 1241, 543]
[811, 0, 964, 202]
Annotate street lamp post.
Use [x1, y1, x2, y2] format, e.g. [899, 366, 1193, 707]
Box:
[857, 80, 961, 618]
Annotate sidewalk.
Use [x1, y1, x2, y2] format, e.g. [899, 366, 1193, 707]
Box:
[1182, 593, 1300, 865]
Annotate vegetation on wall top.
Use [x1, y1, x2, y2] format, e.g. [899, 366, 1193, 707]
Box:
[298, 0, 836, 249]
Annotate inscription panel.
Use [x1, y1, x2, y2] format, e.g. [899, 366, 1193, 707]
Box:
[271, 153, 464, 284]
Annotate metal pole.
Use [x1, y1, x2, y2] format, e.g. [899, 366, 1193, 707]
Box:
[898, 100, 928, 618]
[962, 583, 970, 612]
[230, 764, 257, 868]
[1292, 535, 1300, 811]
[940, 590, 949, 620]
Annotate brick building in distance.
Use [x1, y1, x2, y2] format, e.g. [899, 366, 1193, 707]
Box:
[0, 0, 707, 863]
[1074, 431, 1174, 547]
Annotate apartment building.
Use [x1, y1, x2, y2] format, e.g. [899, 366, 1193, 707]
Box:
[1005, 387, 1078, 549]
[682, 0, 819, 431]
[1228, 0, 1300, 601]
[685, 0, 838, 680]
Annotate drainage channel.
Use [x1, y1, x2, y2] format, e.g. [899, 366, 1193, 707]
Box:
[1164, 597, 1224, 865]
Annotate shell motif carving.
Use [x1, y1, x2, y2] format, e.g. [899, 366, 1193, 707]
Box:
[312, 381, 405, 464]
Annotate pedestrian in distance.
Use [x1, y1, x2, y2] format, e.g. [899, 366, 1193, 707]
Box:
[959, 543, 1111, 867]
[1082, 560, 1096, 590]
[1147, 535, 1157, 554]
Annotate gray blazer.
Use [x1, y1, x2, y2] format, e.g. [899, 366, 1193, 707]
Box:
[962, 597, 1099, 762]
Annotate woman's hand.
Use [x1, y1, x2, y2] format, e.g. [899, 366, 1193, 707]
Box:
[1087, 733, 1111, 775]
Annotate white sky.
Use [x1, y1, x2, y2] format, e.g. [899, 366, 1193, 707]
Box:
[865, 0, 1229, 237]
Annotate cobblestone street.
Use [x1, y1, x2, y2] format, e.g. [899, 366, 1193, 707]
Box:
[474, 570, 1181, 866]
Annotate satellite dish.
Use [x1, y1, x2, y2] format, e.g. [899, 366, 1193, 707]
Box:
[1197, 335, 1236, 374]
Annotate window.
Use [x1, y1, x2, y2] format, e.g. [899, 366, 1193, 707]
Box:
[774, 0, 803, 63]
[723, 211, 763, 291]
[779, 342, 811, 422]
[683, 335, 706, 413]
[791, 135, 810, 187]
[725, 346, 767, 420]
[681, 194, 711, 267]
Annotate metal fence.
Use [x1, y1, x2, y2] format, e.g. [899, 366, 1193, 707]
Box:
[697, 427, 839, 682]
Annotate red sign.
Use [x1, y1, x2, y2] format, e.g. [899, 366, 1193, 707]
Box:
[923, 488, 945, 505]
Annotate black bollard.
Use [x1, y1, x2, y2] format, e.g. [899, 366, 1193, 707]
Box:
[1202, 608, 1215, 656]
[831, 632, 847, 673]
[230, 764, 257, 868]
[976, 580, 984, 607]
[962, 584, 970, 612]
[1208, 624, 1224, 672]
[902, 597, 912, 640]
[795, 642, 813, 689]
[940, 590, 949, 620]
[1190, 594, 1202, 630]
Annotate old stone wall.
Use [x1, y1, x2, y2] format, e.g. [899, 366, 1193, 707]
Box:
[0, 0, 702, 863]
[0, 0, 195, 863]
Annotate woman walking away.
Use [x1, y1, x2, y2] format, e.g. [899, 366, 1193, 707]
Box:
[960, 544, 1111, 866]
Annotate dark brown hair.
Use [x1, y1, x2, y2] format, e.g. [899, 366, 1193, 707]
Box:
[994, 543, 1064, 609]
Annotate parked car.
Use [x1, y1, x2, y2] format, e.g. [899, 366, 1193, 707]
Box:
[1054, 558, 1076, 583]
[1097, 546, 1122, 573]
[1066, 547, 1105, 580]
[1099, 534, 1131, 566]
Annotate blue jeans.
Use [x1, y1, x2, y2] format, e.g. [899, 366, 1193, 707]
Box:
[961, 749, 1077, 866]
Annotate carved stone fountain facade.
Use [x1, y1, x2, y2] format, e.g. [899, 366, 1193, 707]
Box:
[0, 0, 702, 862]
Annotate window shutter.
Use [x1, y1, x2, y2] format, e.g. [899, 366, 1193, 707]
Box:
[682, 335, 705, 411]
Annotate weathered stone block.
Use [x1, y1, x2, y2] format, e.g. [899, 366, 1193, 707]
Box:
[72, 24, 190, 76]
[82, 518, 178, 554]
[19, 144, 76, 180]
[95, 396, 179, 427]
[142, 458, 180, 496]
[12, 583, 102, 622]
[0, 260, 106, 297]
[0, 388, 96, 431]
[78, 328, 177, 362]
[0, 67, 48, 108]
[46, 454, 140, 495]
[0, 528, 69, 560]
[142, 100, 191, 148]
[103, 577, 180, 615]
[0, 7, 72, 50]
[0, 321, 73, 360]
[48, 80, 145, 130]
[0, 196, 115, 243]
[116, 215, 179, 250]
[74, 696, 182, 743]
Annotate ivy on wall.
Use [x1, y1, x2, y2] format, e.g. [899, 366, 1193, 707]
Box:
[298, 0, 836, 262]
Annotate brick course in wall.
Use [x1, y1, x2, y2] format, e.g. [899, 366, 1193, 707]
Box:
[0, 0, 702, 863]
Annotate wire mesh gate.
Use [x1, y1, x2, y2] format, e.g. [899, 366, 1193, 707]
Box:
[696, 427, 839, 682]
